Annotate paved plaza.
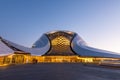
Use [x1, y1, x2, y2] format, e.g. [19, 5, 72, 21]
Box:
[0, 63, 120, 80]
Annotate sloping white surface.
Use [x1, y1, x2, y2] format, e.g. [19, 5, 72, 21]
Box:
[72, 35, 120, 58]
[0, 40, 14, 56]
[1, 31, 120, 58]
[3, 39, 50, 56]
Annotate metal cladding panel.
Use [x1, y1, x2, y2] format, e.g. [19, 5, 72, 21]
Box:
[1, 30, 120, 57]
[0, 39, 14, 56]
[71, 34, 120, 58]
[32, 34, 50, 48]
[2, 35, 50, 56]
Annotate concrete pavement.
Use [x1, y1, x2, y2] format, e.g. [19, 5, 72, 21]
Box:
[0, 63, 120, 80]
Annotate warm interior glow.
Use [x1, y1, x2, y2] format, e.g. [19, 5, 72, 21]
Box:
[51, 36, 70, 45]
[47, 35, 75, 55]
[0, 55, 120, 65]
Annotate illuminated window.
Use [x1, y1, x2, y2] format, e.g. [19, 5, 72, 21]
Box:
[51, 36, 70, 53]
[46, 32, 75, 55]
[52, 36, 70, 46]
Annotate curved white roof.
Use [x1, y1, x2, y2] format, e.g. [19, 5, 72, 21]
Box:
[71, 34, 120, 58]
[0, 30, 120, 58]
[0, 39, 14, 56]
[2, 36, 50, 56]
[46, 30, 75, 35]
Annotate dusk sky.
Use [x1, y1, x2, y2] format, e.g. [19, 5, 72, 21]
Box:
[0, 0, 120, 53]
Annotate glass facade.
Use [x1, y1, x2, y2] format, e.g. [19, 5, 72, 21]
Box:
[45, 31, 76, 55]
[0, 52, 31, 66]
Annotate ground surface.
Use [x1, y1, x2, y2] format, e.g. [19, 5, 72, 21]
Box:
[0, 63, 120, 80]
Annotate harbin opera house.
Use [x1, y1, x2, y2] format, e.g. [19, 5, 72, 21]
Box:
[0, 30, 120, 65]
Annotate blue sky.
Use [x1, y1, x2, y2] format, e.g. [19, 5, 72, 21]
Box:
[0, 0, 120, 53]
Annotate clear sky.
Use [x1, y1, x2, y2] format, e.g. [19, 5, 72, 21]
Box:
[0, 0, 120, 53]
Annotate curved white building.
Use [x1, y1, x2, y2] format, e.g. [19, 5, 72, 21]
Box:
[0, 30, 120, 58]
